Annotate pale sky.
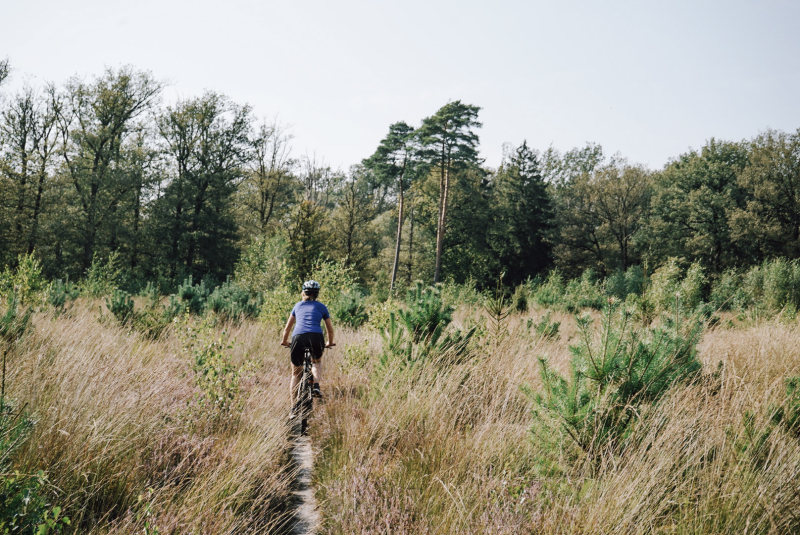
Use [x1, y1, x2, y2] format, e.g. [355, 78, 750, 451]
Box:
[2, 0, 799, 171]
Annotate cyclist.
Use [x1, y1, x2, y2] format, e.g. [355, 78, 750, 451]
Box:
[280, 280, 335, 415]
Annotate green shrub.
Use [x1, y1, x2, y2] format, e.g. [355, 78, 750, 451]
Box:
[0, 400, 69, 534]
[606, 266, 644, 301]
[533, 270, 565, 308]
[176, 316, 253, 425]
[762, 259, 800, 312]
[710, 269, 744, 311]
[0, 254, 47, 308]
[771, 376, 800, 438]
[563, 269, 605, 312]
[438, 278, 484, 308]
[106, 289, 135, 326]
[310, 259, 358, 303]
[511, 284, 528, 313]
[207, 279, 263, 322]
[525, 302, 703, 463]
[1, 298, 32, 408]
[258, 286, 297, 326]
[379, 311, 475, 373]
[47, 279, 79, 314]
[81, 251, 125, 298]
[639, 260, 705, 321]
[139, 282, 159, 306]
[168, 276, 210, 316]
[233, 235, 290, 295]
[527, 312, 560, 340]
[399, 283, 454, 344]
[330, 292, 368, 328]
[342, 339, 371, 371]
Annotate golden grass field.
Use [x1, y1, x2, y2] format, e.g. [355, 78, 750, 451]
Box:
[6, 302, 800, 534]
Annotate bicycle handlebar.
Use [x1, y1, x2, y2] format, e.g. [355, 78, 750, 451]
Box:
[280, 342, 336, 347]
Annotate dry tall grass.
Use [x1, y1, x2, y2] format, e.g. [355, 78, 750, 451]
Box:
[6, 301, 298, 534]
[313, 310, 800, 534]
[7, 300, 800, 534]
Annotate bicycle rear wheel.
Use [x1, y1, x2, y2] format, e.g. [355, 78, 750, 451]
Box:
[300, 361, 313, 435]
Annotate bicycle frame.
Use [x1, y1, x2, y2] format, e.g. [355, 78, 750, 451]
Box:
[296, 346, 314, 435]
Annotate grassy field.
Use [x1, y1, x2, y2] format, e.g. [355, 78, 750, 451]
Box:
[4, 299, 800, 533]
[6, 302, 295, 533]
[312, 309, 800, 534]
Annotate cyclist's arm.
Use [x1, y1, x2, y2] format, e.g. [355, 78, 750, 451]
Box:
[281, 315, 295, 346]
[324, 317, 335, 347]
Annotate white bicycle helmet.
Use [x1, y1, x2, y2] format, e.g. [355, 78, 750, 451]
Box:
[302, 280, 321, 294]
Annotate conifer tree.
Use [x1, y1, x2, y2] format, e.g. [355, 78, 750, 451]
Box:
[416, 101, 481, 283]
[363, 121, 416, 292]
[491, 141, 553, 285]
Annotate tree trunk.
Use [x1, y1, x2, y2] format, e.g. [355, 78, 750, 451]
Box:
[433, 165, 450, 283]
[390, 177, 405, 294]
[407, 204, 414, 284]
[26, 164, 47, 255]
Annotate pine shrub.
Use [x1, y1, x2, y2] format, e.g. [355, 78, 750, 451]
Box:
[206, 279, 263, 322]
[525, 302, 703, 463]
[563, 269, 605, 312]
[105, 289, 135, 326]
[330, 292, 368, 328]
[533, 270, 565, 308]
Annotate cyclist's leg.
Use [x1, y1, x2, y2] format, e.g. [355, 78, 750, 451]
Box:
[290, 364, 303, 405]
[289, 334, 307, 405]
[310, 333, 325, 384]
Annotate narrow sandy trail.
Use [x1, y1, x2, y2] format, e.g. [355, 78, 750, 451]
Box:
[289, 430, 320, 534]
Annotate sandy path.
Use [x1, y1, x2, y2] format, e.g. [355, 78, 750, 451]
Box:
[289, 430, 320, 534]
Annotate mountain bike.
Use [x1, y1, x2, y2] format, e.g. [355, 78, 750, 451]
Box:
[295, 346, 314, 436]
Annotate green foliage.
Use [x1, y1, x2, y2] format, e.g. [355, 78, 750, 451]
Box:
[533, 270, 565, 308]
[233, 236, 290, 295]
[169, 276, 211, 316]
[0, 401, 69, 535]
[47, 279, 79, 314]
[484, 276, 510, 346]
[177, 316, 252, 423]
[81, 251, 125, 298]
[329, 292, 368, 328]
[525, 302, 703, 462]
[709, 269, 744, 311]
[0, 254, 46, 308]
[563, 269, 606, 312]
[527, 312, 560, 341]
[605, 266, 644, 301]
[511, 284, 528, 313]
[638, 259, 706, 322]
[258, 287, 296, 327]
[378, 285, 475, 373]
[438, 278, 484, 309]
[342, 339, 371, 371]
[0, 299, 31, 348]
[771, 376, 800, 438]
[379, 311, 475, 373]
[310, 259, 358, 303]
[105, 289, 134, 326]
[206, 279, 263, 323]
[398, 283, 454, 344]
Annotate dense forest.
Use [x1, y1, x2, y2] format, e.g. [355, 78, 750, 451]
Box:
[2, 63, 799, 292]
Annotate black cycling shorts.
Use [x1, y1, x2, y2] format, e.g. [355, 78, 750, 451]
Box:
[290, 332, 325, 367]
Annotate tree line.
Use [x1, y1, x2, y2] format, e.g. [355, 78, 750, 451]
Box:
[1, 64, 799, 292]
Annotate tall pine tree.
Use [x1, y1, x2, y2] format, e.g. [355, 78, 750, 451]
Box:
[363, 121, 416, 292]
[416, 101, 481, 283]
